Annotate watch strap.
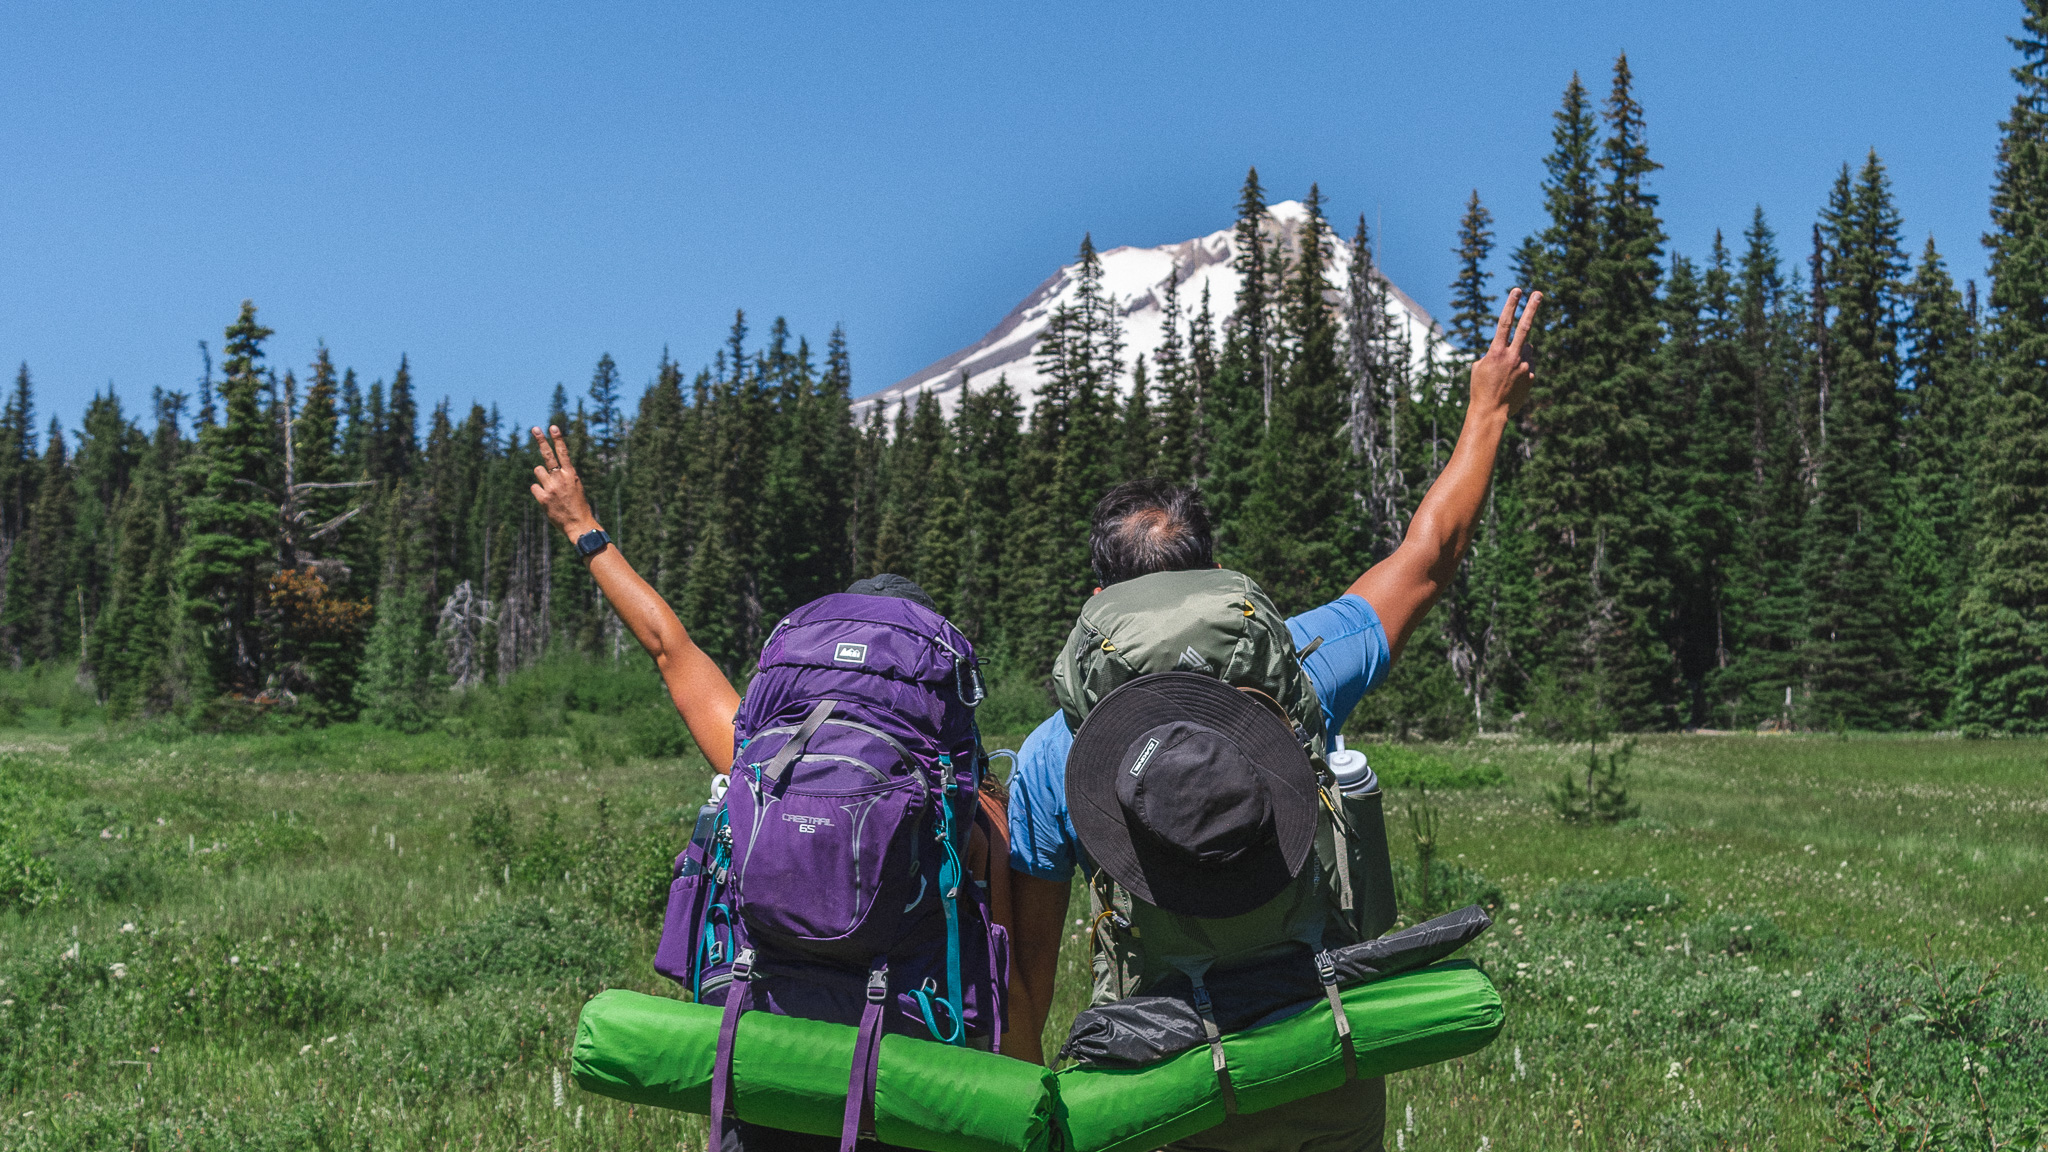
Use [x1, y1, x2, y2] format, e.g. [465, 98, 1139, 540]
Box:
[575, 528, 612, 559]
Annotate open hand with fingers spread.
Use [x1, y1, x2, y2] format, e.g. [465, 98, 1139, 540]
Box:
[1470, 287, 1543, 419]
[529, 424, 600, 541]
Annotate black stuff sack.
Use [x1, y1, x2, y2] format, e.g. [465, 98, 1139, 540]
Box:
[1061, 904, 1493, 1068]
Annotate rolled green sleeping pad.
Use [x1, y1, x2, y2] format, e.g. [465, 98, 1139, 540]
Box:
[1057, 961, 1503, 1152]
[573, 961, 1500, 1152]
[570, 989, 1059, 1152]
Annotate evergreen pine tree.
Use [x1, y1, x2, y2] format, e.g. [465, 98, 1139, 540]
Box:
[380, 356, 419, 481]
[622, 352, 686, 592]
[1956, 0, 2048, 732]
[93, 392, 188, 715]
[1120, 355, 1157, 479]
[1515, 71, 1616, 719]
[1153, 269, 1202, 484]
[1205, 169, 1275, 550]
[72, 388, 145, 670]
[953, 374, 1024, 654]
[355, 484, 442, 729]
[1345, 214, 1408, 559]
[175, 301, 280, 701]
[1799, 154, 1912, 728]
[2, 423, 79, 664]
[1896, 238, 1980, 722]
[1241, 184, 1352, 611]
[1449, 190, 1498, 358]
[0, 365, 39, 565]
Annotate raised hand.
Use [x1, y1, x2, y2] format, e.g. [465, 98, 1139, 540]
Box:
[529, 424, 599, 540]
[1469, 287, 1543, 418]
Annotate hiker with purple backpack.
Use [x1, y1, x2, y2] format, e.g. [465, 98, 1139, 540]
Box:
[528, 426, 1015, 1152]
[1005, 288, 1541, 1151]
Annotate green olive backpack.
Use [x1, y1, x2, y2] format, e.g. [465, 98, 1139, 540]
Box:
[1051, 568, 1397, 1004]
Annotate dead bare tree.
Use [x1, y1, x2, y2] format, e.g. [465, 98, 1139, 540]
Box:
[436, 579, 495, 690]
[495, 510, 551, 683]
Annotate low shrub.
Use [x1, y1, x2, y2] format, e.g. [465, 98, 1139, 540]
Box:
[400, 898, 627, 999]
[1546, 875, 1686, 919]
[978, 667, 1054, 738]
[1392, 859, 1503, 919]
[1696, 912, 1793, 958]
[628, 706, 695, 759]
[1365, 744, 1506, 790]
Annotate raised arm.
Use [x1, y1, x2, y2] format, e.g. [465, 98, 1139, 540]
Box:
[529, 424, 741, 772]
[1351, 288, 1542, 660]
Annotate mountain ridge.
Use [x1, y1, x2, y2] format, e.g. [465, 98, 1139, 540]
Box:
[855, 200, 1445, 420]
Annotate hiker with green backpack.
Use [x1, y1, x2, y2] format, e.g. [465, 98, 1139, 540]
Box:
[1005, 287, 1541, 1150]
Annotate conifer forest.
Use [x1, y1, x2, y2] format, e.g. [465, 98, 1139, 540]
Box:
[9, 39, 2048, 740]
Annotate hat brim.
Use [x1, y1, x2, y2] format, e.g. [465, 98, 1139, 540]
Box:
[1066, 671, 1319, 919]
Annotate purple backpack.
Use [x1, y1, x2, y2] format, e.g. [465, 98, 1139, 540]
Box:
[652, 592, 1009, 1152]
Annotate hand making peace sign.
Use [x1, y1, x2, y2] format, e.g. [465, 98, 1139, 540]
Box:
[1469, 287, 1543, 419]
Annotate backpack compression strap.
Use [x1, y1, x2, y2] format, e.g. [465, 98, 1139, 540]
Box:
[708, 947, 755, 1151]
[1316, 949, 1359, 1081]
[839, 961, 890, 1152]
[1188, 973, 1238, 1115]
[759, 699, 838, 785]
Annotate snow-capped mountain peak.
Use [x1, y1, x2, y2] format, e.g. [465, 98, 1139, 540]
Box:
[855, 201, 1442, 421]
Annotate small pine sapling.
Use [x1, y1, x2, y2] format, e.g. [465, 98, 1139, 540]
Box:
[1548, 729, 1641, 824]
[1407, 785, 1440, 914]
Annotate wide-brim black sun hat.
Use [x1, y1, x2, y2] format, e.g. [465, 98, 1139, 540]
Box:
[1066, 671, 1319, 919]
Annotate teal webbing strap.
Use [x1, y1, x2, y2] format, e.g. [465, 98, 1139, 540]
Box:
[937, 755, 966, 1043]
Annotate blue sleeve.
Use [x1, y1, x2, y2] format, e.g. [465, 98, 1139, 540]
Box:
[1286, 593, 1392, 735]
[1004, 713, 1082, 883]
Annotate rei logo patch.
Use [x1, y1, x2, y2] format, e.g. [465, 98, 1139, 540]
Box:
[833, 642, 868, 664]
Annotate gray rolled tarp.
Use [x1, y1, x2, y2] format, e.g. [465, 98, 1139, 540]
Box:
[1062, 904, 1494, 1068]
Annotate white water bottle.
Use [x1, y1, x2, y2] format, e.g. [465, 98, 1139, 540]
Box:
[1328, 735, 1378, 796]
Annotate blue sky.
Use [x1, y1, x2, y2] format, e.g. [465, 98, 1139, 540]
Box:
[0, 1, 2020, 433]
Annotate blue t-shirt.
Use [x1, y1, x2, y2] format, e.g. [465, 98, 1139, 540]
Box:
[1005, 592, 1392, 883]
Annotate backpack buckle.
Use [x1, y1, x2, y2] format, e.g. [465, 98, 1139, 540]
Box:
[730, 948, 756, 981]
[1316, 950, 1340, 986]
[866, 965, 890, 1003]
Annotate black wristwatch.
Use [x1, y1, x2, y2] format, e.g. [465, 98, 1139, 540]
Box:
[575, 528, 611, 561]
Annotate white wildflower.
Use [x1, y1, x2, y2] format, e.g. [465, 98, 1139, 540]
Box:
[1406, 1103, 1416, 1134]
[1513, 1046, 1526, 1081]
[109, 963, 127, 980]
[1665, 1060, 1682, 1081]
[59, 943, 79, 963]
[120, 922, 136, 934]
[553, 1067, 565, 1109]
[299, 1044, 313, 1055]
[1478, 1139, 1490, 1152]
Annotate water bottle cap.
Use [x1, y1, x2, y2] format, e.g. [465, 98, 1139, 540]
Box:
[1328, 747, 1375, 793]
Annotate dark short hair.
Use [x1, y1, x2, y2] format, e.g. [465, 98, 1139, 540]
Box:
[1089, 479, 1214, 587]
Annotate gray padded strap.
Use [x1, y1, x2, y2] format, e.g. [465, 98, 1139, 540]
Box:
[761, 699, 836, 784]
[1189, 974, 1238, 1115]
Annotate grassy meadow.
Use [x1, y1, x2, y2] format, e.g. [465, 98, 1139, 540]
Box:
[1, 660, 2043, 1150]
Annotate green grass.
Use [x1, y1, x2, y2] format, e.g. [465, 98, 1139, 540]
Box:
[4, 695, 2046, 1149]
